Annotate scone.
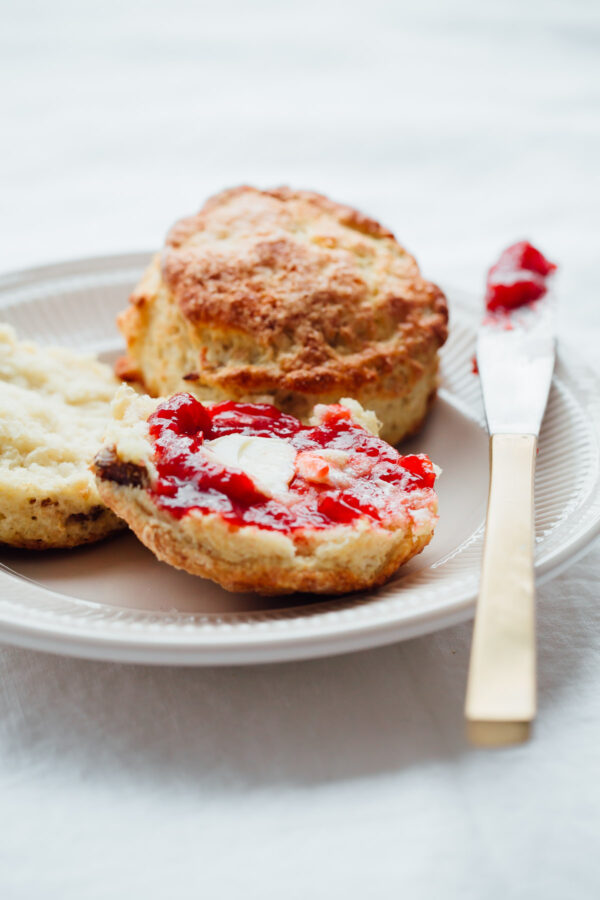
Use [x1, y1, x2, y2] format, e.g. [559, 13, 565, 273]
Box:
[93, 386, 439, 594]
[0, 325, 124, 549]
[117, 186, 448, 445]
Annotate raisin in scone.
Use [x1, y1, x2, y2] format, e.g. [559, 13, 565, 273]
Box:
[117, 186, 448, 445]
[93, 386, 439, 595]
[0, 325, 124, 549]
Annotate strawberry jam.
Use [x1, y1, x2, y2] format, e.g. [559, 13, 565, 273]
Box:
[486, 241, 556, 312]
[146, 395, 437, 533]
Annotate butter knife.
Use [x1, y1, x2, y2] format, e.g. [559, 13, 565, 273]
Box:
[465, 291, 556, 746]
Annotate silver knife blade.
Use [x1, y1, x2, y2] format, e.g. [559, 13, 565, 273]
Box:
[476, 293, 556, 436]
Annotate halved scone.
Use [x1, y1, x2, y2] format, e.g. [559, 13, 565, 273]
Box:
[93, 387, 439, 594]
[0, 325, 124, 549]
[117, 186, 448, 445]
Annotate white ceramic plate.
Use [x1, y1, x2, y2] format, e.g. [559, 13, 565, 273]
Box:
[0, 254, 599, 665]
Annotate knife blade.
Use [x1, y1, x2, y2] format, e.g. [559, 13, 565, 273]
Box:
[465, 291, 556, 746]
[477, 295, 556, 436]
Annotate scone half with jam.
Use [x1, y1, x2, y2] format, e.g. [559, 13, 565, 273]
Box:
[93, 386, 439, 595]
[0, 325, 124, 549]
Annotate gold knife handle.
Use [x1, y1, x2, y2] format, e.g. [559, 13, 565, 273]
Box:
[465, 433, 537, 746]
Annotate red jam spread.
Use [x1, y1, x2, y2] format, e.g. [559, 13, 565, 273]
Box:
[146, 394, 437, 533]
[485, 241, 556, 312]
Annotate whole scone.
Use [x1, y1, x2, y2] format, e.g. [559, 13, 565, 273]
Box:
[118, 186, 448, 445]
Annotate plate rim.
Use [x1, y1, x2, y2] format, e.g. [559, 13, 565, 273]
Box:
[0, 252, 599, 665]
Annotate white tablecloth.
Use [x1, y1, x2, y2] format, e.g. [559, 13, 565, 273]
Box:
[1, 2, 599, 896]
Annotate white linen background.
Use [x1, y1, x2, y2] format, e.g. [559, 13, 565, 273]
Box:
[1, 1, 599, 897]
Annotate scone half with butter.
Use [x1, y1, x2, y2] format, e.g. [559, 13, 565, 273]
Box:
[118, 186, 448, 445]
[93, 386, 439, 594]
[0, 325, 124, 549]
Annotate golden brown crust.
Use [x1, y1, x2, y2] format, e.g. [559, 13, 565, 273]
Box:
[96, 477, 433, 596]
[118, 186, 448, 443]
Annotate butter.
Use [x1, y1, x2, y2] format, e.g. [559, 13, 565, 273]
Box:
[204, 434, 296, 498]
